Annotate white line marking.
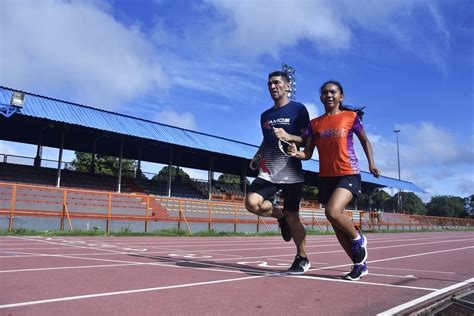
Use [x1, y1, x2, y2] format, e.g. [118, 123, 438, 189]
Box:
[237, 261, 289, 268]
[5, 236, 471, 255]
[377, 277, 474, 315]
[368, 266, 455, 274]
[304, 246, 473, 274]
[1, 235, 471, 308]
[366, 246, 474, 265]
[0, 275, 268, 309]
[367, 273, 416, 279]
[2, 236, 472, 261]
[291, 274, 436, 291]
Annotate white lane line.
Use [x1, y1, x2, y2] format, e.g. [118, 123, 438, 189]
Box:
[0, 263, 142, 273]
[0, 263, 437, 310]
[3, 237, 472, 283]
[1, 243, 471, 277]
[368, 266, 455, 274]
[366, 245, 474, 265]
[292, 274, 436, 291]
[0, 274, 268, 309]
[0, 249, 276, 276]
[305, 246, 473, 274]
[2, 233, 472, 245]
[125, 237, 474, 254]
[5, 236, 472, 254]
[367, 273, 416, 279]
[2, 236, 472, 260]
[6, 236, 144, 255]
[377, 277, 474, 315]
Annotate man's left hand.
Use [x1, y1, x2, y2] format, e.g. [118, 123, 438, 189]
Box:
[272, 127, 289, 141]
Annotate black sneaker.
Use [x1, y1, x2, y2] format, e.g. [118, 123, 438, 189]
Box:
[277, 216, 292, 242]
[351, 234, 367, 264]
[344, 262, 368, 281]
[287, 255, 311, 275]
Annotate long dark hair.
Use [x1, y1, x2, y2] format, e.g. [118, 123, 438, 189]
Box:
[320, 80, 365, 119]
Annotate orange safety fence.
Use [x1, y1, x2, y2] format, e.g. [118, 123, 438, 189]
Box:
[0, 182, 275, 234]
[359, 211, 473, 232]
[1, 182, 472, 234]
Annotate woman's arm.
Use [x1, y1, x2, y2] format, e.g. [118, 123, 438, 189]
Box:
[288, 136, 315, 160]
[355, 129, 381, 177]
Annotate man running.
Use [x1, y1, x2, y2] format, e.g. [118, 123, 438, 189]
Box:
[245, 70, 310, 274]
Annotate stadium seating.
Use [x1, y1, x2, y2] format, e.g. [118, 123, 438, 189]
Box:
[0, 163, 126, 192]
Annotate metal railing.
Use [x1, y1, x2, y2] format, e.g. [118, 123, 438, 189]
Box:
[0, 182, 272, 234]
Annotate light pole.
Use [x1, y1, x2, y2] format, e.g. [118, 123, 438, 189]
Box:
[394, 129, 402, 213]
[282, 63, 296, 100]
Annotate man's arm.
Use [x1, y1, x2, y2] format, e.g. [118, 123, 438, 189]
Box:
[250, 140, 264, 170]
[272, 127, 305, 146]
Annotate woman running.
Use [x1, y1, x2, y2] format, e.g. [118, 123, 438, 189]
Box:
[289, 80, 380, 280]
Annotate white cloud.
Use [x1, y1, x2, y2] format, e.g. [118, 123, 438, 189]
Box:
[361, 122, 474, 197]
[156, 107, 197, 131]
[0, 0, 167, 110]
[396, 122, 473, 166]
[162, 57, 265, 104]
[201, 0, 449, 69]
[205, 0, 351, 58]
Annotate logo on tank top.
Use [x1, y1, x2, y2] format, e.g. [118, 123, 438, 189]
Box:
[320, 128, 346, 138]
[264, 118, 291, 129]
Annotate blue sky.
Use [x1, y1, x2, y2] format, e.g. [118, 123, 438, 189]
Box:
[1, 0, 473, 201]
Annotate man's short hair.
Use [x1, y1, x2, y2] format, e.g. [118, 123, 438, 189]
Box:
[268, 71, 289, 83]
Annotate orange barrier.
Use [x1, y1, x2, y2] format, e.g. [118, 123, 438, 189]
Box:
[359, 211, 473, 231]
[1, 182, 472, 234]
[0, 182, 273, 234]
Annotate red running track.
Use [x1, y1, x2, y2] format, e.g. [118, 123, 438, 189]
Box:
[0, 232, 473, 315]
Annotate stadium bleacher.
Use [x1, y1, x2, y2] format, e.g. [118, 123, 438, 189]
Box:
[0, 163, 125, 192]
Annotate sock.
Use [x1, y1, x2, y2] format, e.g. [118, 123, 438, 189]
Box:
[352, 233, 361, 241]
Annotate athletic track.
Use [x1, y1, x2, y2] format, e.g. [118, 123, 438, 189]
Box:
[1, 231, 473, 315]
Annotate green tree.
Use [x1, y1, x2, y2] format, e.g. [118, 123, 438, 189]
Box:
[355, 193, 369, 210]
[371, 189, 391, 212]
[153, 166, 190, 183]
[216, 173, 250, 192]
[71, 152, 136, 177]
[464, 194, 474, 218]
[217, 173, 247, 185]
[386, 192, 426, 214]
[401, 192, 426, 215]
[426, 195, 465, 218]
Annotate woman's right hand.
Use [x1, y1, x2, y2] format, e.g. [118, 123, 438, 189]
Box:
[288, 143, 298, 157]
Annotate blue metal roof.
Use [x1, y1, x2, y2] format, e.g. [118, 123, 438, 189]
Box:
[0, 86, 257, 158]
[0, 86, 426, 193]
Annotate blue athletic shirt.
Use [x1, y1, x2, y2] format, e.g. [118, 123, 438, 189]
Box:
[258, 100, 310, 184]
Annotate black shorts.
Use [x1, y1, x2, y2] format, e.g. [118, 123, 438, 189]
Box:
[319, 174, 361, 204]
[248, 177, 303, 212]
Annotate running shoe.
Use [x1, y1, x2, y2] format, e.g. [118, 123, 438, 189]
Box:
[287, 255, 311, 275]
[351, 234, 367, 264]
[277, 216, 292, 242]
[344, 262, 368, 281]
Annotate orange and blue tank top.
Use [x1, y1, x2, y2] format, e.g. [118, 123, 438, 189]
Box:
[305, 111, 363, 177]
